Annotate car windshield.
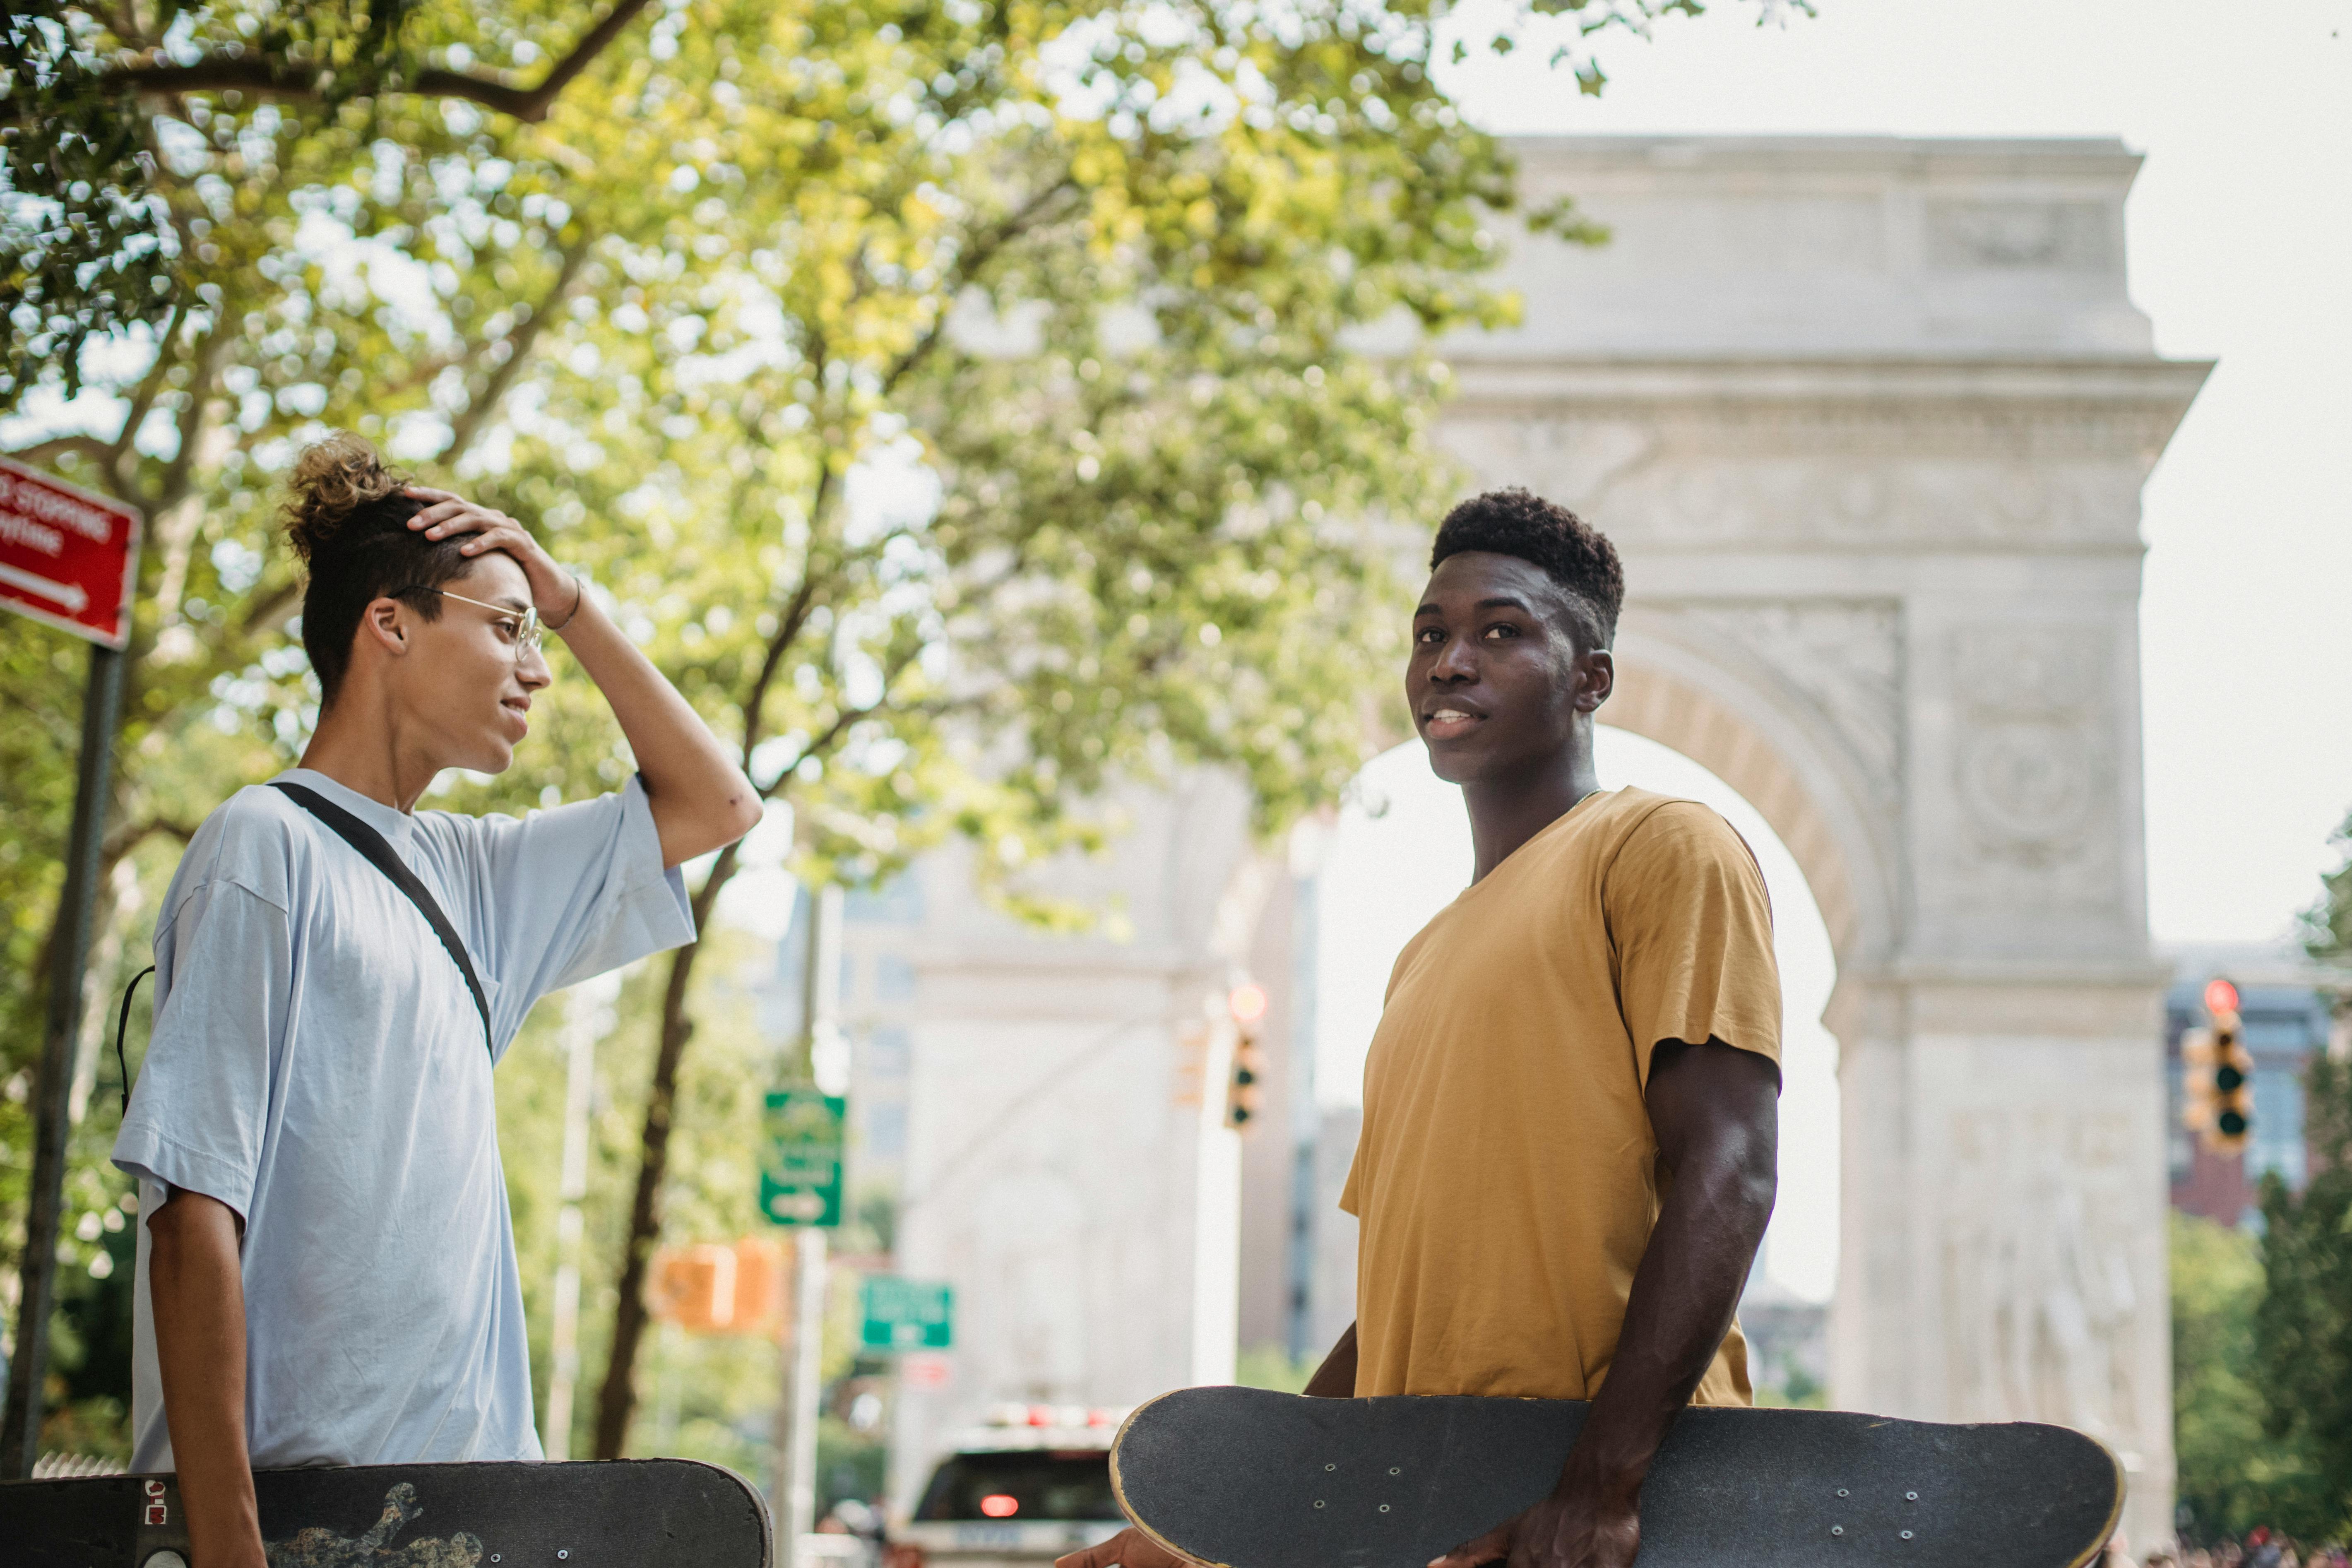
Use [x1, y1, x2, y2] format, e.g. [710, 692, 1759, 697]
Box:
[914, 1450, 1119, 1522]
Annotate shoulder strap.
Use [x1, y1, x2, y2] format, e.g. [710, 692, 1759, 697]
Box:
[268, 780, 494, 1056]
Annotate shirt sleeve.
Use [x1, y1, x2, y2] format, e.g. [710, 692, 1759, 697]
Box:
[461, 774, 696, 1047]
[1602, 801, 1782, 1088]
[111, 878, 293, 1222]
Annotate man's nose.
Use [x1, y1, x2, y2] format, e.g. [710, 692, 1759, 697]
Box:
[518, 644, 553, 689]
[1430, 634, 1477, 682]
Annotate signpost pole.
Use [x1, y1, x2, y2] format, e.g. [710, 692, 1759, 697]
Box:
[2, 642, 130, 1477]
[771, 883, 844, 1566]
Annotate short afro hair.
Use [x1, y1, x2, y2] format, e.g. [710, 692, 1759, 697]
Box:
[1430, 488, 1624, 650]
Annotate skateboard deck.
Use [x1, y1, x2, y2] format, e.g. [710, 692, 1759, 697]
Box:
[0, 1456, 771, 1567]
[1111, 1388, 2122, 1568]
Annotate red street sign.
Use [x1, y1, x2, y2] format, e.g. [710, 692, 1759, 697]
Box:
[0, 457, 142, 649]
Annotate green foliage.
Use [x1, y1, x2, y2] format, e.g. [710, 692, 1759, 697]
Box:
[2251, 1052, 2352, 1541]
[2172, 1211, 2296, 1540]
[2305, 810, 2352, 963]
[2, 0, 1800, 1462]
[1234, 1342, 1316, 1393]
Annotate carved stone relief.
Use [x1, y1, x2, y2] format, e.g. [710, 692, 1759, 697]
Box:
[1442, 412, 2149, 548]
[1949, 626, 2116, 875]
[1924, 200, 2116, 271]
[1653, 600, 1905, 806]
[1941, 1103, 2148, 1463]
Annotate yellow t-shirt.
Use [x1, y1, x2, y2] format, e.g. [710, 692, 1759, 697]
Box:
[1339, 787, 1781, 1406]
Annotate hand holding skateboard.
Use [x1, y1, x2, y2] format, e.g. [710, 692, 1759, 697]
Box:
[1428, 1462, 1643, 1568]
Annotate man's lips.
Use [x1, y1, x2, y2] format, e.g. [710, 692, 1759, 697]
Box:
[1421, 702, 1484, 741]
[501, 697, 531, 733]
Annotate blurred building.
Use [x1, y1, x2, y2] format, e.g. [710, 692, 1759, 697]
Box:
[2162, 944, 2350, 1229]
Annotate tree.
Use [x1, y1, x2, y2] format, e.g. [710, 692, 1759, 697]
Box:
[2251, 1052, 2352, 1541]
[2172, 1211, 2285, 1542]
[4, 0, 1801, 1458]
[2305, 809, 2352, 963]
[2, 0, 658, 391]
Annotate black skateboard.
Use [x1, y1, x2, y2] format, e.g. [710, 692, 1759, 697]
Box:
[0, 1456, 771, 1567]
[1110, 1388, 2121, 1568]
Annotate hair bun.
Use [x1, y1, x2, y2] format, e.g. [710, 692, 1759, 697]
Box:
[283, 433, 406, 563]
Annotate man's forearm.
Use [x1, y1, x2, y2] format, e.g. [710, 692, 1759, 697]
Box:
[553, 589, 760, 866]
[149, 1192, 266, 1566]
[1567, 1145, 1775, 1497]
[1302, 1322, 1359, 1397]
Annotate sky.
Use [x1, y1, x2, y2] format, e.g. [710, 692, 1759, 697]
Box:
[1308, 0, 2352, 1303]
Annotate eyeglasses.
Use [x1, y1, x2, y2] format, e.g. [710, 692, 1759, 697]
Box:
[429, 587, 544, 666]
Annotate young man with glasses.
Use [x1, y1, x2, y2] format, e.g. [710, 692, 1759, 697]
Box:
[112, 435, 762, 1566]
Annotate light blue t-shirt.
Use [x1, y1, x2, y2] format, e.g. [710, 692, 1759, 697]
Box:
[112, 768, 695, 1471]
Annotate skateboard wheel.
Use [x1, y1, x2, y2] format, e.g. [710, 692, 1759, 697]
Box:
[1906, 1492, 1919, 1501]
[1831, 1527, 1845, 1537]
[1902, 1531, 1916, 1540]
[1325, 1464, 1336, 1471]
[1380, 1505, 1391, 1513]
[142, 1554, 188, 1568]
[1389, 1468, 1401, 1476]
[1314, 1501, 1325, 1509]
[1835, 1489, 1848, 1498]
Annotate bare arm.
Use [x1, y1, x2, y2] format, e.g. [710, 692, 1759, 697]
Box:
[1052, 1322, 1362, 1568]
[1302, 1320, 1359, 1397]
[1433, 1039, 1778, 1568]
[405, 488, 762, 867]
[149, 1190, 267, 1568]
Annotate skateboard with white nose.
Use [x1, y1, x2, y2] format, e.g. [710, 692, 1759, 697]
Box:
[0, 1457, 770, 1566]
[1109, 1388, 2121, 1568]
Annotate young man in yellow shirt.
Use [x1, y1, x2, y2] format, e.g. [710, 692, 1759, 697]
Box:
[1066, 489, 1782, 1568]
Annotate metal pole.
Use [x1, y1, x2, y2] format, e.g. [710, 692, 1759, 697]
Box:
[784, 1226, 829, 1566]
[773, 883, 841, 1563]
[3, 642, 129, 1477]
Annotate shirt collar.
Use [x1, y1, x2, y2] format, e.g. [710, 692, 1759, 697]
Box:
[274, 768, 418, 854]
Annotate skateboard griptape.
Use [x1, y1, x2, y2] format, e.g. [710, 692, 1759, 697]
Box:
[0, 1456, 772, 1567]
[1111, 1389, 2123, 1568]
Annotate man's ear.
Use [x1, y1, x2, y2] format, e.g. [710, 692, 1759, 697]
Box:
[359, 596, 414, 660]
[1577, 648, 1614, 712]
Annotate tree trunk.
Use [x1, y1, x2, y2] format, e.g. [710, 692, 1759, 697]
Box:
[589, 842, 743, 1457]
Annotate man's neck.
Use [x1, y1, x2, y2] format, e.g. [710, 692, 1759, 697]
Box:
[1462, 750, 1602, 883]
[296, 691, 443, 813]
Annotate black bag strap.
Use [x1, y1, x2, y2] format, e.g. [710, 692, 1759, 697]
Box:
[268, 779, 494, 1056]
[116, 964, 155, 1118]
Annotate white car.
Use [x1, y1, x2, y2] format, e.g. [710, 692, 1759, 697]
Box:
[892, 1406, 1131, 1568]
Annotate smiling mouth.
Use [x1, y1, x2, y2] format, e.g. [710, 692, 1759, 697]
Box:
[1423, 706, 1483, 739]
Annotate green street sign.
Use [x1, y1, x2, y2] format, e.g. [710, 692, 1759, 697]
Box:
[760, 1086, 846, 1228]
[860, 1276, 954, 1351]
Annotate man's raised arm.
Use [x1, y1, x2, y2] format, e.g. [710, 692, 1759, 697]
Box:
[402, 488, 762, 867]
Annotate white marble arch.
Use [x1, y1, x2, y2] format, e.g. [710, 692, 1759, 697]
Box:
[1430, 135, 2211, 1549]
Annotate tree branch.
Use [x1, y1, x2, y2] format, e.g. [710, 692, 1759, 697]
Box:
[881, 177, 1079, 395]
[443, 236, 592, 462]
[107, 300, 185, 487]
[94, 0, 658, 124]
[3, 436, 119, 479]
[100, 815, 197, 863]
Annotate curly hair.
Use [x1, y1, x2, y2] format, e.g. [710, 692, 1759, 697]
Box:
[281, 433, 469, 703]
[1429, 488, 1624, 651]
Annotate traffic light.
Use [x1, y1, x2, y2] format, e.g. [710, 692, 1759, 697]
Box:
[2205, 978, 2253, 1154]
[1225, 982, 1267, 1131]
[2181, 977, 2253, 1157]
